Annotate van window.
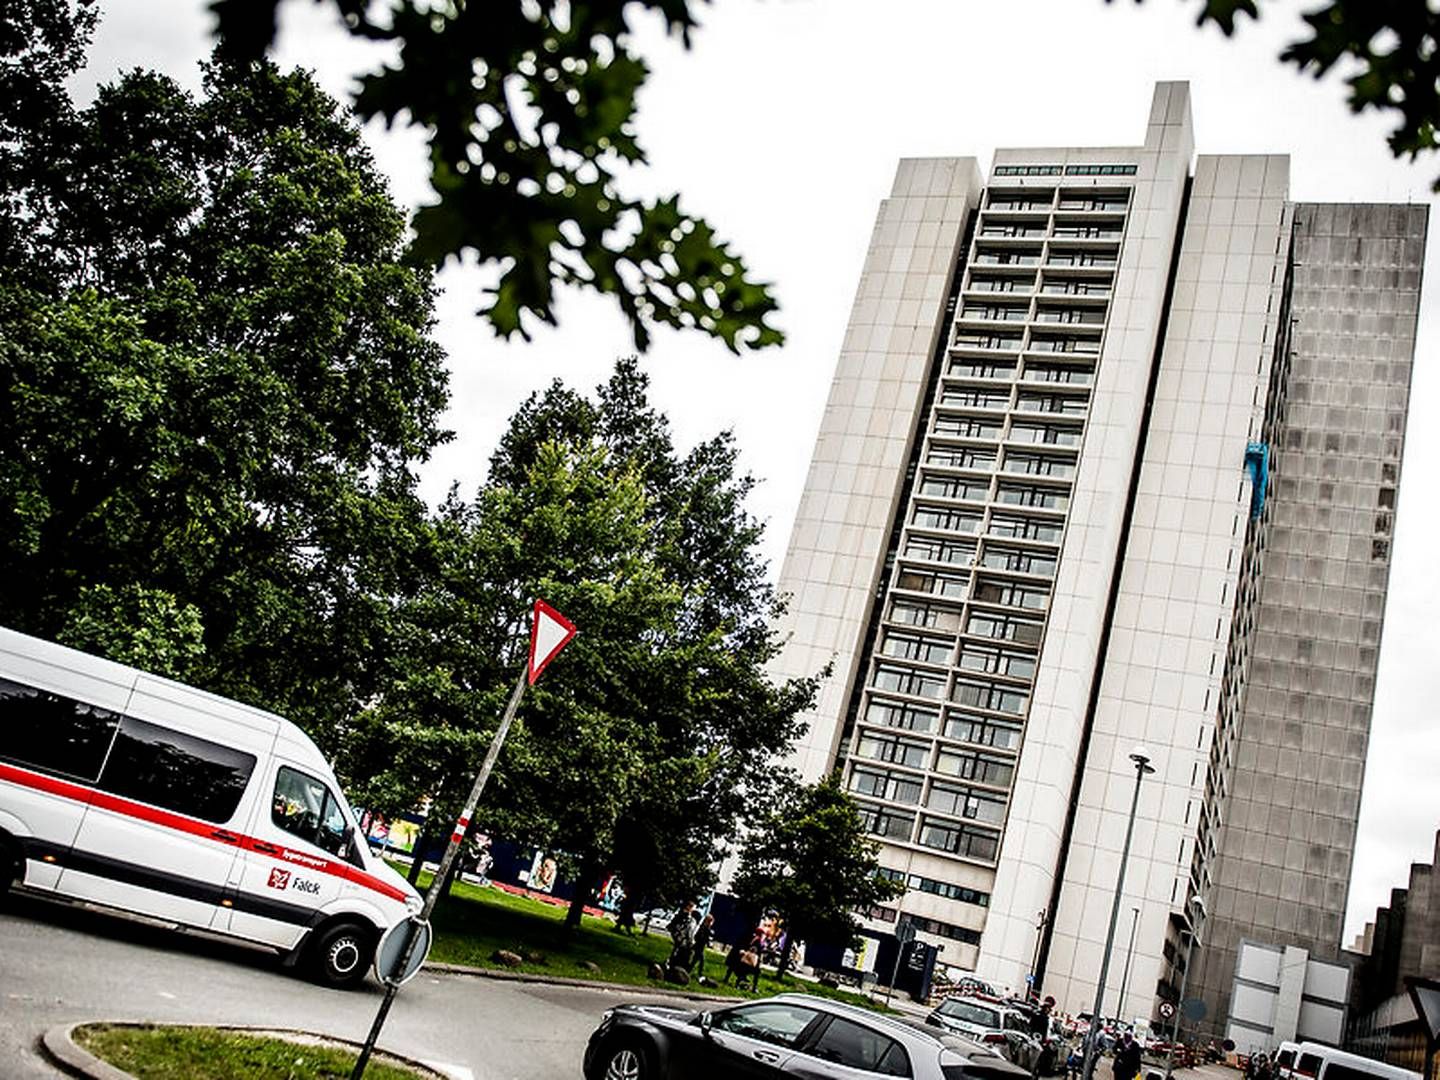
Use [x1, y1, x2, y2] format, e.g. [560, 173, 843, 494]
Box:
[1297, 1054, 1323, 1078]
[272, 766, 353, 862]
[99, 716, 256, 823]
[1277, 1050, 1296, 1069]
[0, 677, 120, 782]
[1325, 1066, 1387, 1080]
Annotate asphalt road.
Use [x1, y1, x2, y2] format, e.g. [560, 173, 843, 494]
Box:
[0, 890, 691, 1079]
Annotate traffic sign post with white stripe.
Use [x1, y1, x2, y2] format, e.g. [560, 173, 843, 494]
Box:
[350, 600, 576, 1080]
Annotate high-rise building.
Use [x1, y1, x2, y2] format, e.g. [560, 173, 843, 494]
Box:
[767, 81, 1426, 1032]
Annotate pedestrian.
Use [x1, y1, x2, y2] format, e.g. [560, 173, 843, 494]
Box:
[666, 900, 696, 972]
[722, 927, 765, 991]
[1112, 1032, 1142, 1080]
[1066, 1046, 1084, 1080]
[690, 914, 715, 982]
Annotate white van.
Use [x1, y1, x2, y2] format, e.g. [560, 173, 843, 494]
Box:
[0, 626, 424, 987]
[1290, 1042, 1421, 1080]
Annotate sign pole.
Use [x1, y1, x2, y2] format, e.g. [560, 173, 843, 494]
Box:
[350, 600, 575, 1080]
[350, 670, 527, 1080]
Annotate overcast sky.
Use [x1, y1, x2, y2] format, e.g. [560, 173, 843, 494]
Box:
[78, 0, 1439, 945]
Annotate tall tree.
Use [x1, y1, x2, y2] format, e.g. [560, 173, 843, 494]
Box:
[345, 359, 820, 928]
[731, 776, 905, 977]
[0, 25, 449, 741]
[207, 0, 783, 352]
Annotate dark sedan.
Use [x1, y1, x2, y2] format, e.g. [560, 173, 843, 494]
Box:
[582, 992, 1035, 1080]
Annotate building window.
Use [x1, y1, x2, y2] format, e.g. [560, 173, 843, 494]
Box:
[973, 251, 1041, 269]
[993, 165, 1062, 177]
[919, 473, 991, 501]
[1024, 363, 1094, 386]
[856, 801, 916, 841]
[1016, 391, 1090, 415]
[1034, 305, 1106, 324]
[969, 275, 1033, 293]
[880, 632, 952, 665]
[1008, 422, 1082, 446]
[865, 699, 940, 734]
[904, 535, 976, 566]
[927, 781, 1009, 825]
[856, 732, 930, 769]
[996, 483, 1070, 510]
[850, 766, 923, 805]
[979, 546, 1057, 577]
[934, 416, 1002, 439]
[1029, 335, 1101, 354]
[950, 679, 1029, 716]
[912, 505, 983, 533]
[927, 444, 998, 469]
[1063, 163, 1137, 175]
[895, 567, 970, 598]
[878, 866, 991, 907]
[972, 577, 1050, 611]
[889, 599, 961, 630]
[987, 194, 1053, 211]
[1040, 277, 1112, 295]
[1046, 250, 1118, 268]
[958, 643, 1037, 679]
[1057, 193, 1129, 210]
[947, 358, 1016, 380]
[939, 387, 1012, 410]
[934, 745, 1017, 786]
[987, 514, 1064, 542]
[872, 663, 946, 700]
[966, 610, 1045, 645]
[918, 818, 1002, 862]
[943, 712, 1023, 751]
[955, 330, 1024, 349]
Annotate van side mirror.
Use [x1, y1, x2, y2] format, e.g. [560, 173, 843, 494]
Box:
[341, 824, 356, 855]
[698, 1012, 713, 1036]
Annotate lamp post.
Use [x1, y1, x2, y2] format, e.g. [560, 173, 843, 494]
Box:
[1163, 895, 1207, 1080]
[1080, 747, 1156, 1080]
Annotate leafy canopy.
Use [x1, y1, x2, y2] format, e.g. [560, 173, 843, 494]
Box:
[345, 359, 820, 919]
[208, 0, 783, 351]
[1121, 0, 1440, 188]
[0, 4, 449, 740]
[731, 775, 904, 965]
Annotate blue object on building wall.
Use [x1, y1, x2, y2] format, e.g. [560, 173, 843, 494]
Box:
[1244, 441, 1269, 520]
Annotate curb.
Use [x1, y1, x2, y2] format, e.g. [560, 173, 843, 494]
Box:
[41, 1022, 450, 1080]
[423, 959, 736, 1004]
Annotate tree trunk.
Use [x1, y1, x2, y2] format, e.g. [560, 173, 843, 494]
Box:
[777, 932, 796, 981]
[406, 823, 431, 886]
[564, 856, 602, 934]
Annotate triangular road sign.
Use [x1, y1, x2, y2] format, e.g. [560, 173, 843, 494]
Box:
[528, 600, 576, 685]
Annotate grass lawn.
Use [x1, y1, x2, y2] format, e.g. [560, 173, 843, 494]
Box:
[73, 1024, 428, 1080]
[398, 865, 890, 1012]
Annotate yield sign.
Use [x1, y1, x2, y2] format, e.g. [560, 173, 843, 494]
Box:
[528, 599, 576, 685]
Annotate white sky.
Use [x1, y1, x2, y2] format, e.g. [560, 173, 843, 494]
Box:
[77, 0, 1439, 946]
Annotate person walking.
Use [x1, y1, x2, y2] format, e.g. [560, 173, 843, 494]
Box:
[1112, 1032, 1143, 1080]
[722, 927, 765, 991]
[690, 914, 715, 983]
[666, 900, 696, 972]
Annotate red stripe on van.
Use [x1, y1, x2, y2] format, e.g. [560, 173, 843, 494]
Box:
[0, 761, 408, 904]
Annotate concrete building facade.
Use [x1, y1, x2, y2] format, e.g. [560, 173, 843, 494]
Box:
[765, 82, 1426, 1031]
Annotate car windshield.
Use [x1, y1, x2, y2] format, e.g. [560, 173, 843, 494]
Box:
[939, 1000, 1000, 1026]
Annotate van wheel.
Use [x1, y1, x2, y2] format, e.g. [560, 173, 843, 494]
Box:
[309, 921, 373, 989]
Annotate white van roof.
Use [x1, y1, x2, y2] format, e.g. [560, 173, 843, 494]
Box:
[0, 625, 285, 741]
[1295, 1042, 1422, 1080]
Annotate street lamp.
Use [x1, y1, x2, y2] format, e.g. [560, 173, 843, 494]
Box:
[1080, 746, 1156, 1080]
[1162, 894, 1207, 1080]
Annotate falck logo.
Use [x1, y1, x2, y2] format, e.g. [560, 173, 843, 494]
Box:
[267, 868, 291, 890]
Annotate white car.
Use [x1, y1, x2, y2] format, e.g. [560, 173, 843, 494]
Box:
[0, 626, 424, 987]
[927, 995, 1028, 1048]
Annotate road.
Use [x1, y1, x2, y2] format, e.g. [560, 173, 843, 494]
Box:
[0, 890, 691, 1079]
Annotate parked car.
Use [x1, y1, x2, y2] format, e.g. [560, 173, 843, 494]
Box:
[927, 996, 1029, 1048]
[0, 626, 424, 987]
[583, 992, 1034, 1080]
